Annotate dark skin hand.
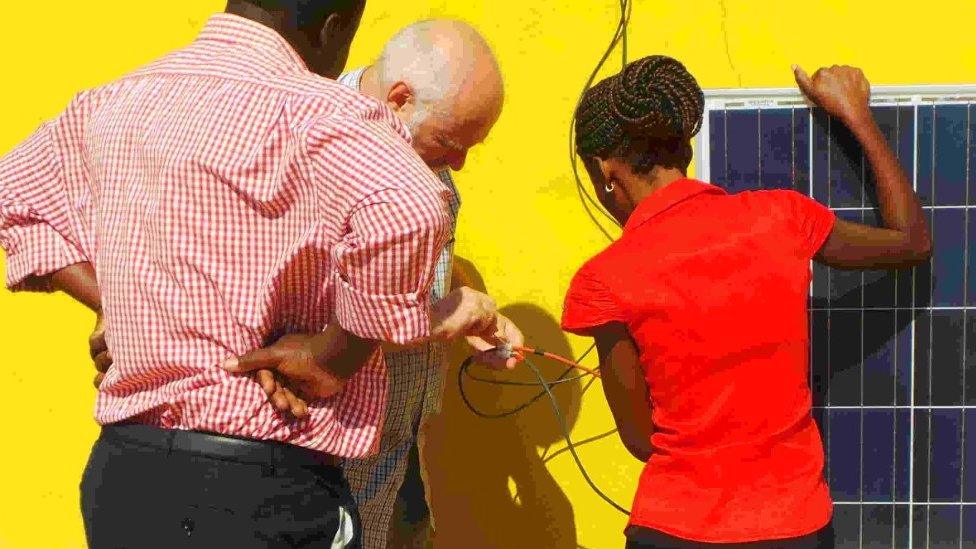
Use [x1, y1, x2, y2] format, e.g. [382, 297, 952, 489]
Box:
[89, 313, 110, 389]
[222, 324, 380, 418]
[794, 65, 932, 269]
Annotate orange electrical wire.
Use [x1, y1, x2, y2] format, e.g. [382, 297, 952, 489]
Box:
[511, 345, 602, 378]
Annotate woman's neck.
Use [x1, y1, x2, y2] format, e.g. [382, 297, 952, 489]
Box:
[626, 167, 687, 206]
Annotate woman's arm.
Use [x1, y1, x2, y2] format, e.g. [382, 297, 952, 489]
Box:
[794, 65, 932, 269]
[590, 322, 654, 462]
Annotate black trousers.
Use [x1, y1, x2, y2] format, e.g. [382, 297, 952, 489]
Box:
[625, 523, 834, 549]
[80, 424, 361, 549]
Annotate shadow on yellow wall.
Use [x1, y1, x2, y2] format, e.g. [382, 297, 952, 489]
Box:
[423, 258, 584, 548]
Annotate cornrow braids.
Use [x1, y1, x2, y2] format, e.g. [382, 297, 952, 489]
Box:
[575, 55, 704, 174]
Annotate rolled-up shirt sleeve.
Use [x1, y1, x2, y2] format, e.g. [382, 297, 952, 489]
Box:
[333, 188, 449, 344]
[0, 120, 87, 292]
[307, 113, 451, 345]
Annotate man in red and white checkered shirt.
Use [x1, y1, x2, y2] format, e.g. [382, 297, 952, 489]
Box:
[0, 1, 502, 547]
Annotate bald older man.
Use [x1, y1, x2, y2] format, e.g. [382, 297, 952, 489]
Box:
[336, 20, 517, 548]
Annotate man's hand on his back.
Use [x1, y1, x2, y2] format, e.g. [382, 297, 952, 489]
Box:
[222, 333, 345, 419]
[90, 313, 112, 389]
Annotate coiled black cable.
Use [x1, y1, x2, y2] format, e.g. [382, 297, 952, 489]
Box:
[456, 0, 635, 517]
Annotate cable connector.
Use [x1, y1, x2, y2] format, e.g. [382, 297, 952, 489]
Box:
[494, 342, 514, 359]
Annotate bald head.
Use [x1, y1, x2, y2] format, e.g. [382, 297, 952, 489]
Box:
[362, 19, 504, 171]
[376, 20, 504, 115]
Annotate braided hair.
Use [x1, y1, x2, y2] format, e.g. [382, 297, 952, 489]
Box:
[575, 55, 704, 174]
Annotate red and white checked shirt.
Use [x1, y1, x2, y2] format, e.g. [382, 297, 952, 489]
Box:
[0, 14, 452, 458]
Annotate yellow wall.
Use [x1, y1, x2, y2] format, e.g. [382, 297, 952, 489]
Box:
[1, 1, 974, 548]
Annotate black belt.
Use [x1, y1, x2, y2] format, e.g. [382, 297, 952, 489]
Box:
[101, 423, 340, 468]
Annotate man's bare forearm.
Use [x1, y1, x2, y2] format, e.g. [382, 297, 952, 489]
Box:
[308, 323, 380, 380]
[50, 262, 101, 312]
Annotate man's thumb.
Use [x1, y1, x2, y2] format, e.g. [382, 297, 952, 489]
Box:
[223, 348, 281, 373]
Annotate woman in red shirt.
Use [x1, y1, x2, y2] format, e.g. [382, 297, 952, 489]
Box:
[562, 57, 931, 548]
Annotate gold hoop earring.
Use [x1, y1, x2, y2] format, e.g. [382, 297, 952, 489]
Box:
[605, 182, 615, 193]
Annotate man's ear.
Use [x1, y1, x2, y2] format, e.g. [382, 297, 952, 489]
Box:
[386, 81, 413, 112]
[318, 12, 343, 48]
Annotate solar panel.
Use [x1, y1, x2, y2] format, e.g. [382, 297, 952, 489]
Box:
[695, 86, 976, 548]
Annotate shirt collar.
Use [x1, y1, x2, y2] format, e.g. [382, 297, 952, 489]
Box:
[196, 13, 309, 74]
[623, 178, 726, 234]
[338, 66, 368, 90]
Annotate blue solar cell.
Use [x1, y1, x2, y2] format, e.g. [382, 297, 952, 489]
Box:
[829, 409, 861, 501]
[966, 409, 976, 500]
[759, 108, 793, 190]
[915, 238, 934, 309]
[863, 311, 895, 406]
[930, 311, 965, 406]
[811, 311, 829, 407]
[918, 105, 935, 206]
[913, 409, 931, 501]
[793, 108, 811, 196]
[934, 105, 969, 206]
[811, 261, 829, 306]
[895, 267, 913, 309]
[873, 106, 899, 150]
[868, 107, 900, 209]
[928, 505, 963, 546]
[863, 410, 895, 500]
[725, 110, 760, 193]
[894, 311, 913, 407]
[970, 105, 976, 205]
[897, 106, 916, 181]
[895, 410, 911, 501]
[967, 314, 976, 405]
[828, 311, 862, 406]
[914, 311, 931, 407]
[833, 505, 860, 546]
[928, 409, 963, 502]
[965, 506, 976, 546]
[893, 505, 911, 547]
[932, 209, 966, 307]
[812, 108, 831, 205]
[709, 110, 727, 187]
[862, 505, 894, 546]
[829, 116, 863, 208]
[968, 212, 976, 308]
[912, 507, 929, 546]
[862, 269, 896, 309]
